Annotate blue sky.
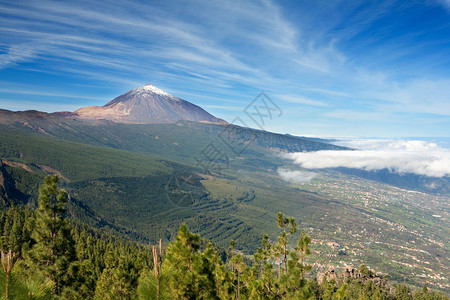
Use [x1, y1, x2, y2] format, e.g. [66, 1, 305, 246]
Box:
[1, 0, 449, 137]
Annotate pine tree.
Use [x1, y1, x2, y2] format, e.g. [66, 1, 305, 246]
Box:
[163, 224, 219, 299]
[274, 212, 297, 275]
[296, 231, 311, 280]
[29, 175, 76, 295]
[94, 258, 133, 300]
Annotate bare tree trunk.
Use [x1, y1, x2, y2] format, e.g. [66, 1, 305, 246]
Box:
[300, 253, 305, 280]
[153, 239, 163, 300]
[5, 272, 9, 300]
[2, 250, 17, 300]
[237, 272, 240, 300]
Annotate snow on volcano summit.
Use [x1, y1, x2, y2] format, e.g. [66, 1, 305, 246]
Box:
[131, 84, 177, 99]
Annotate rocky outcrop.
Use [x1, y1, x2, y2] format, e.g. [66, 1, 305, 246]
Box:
[0, 160, 34, 206]
[0, 161, 11, 205]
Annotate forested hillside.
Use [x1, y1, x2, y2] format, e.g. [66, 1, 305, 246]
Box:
[0, 121, 347, 251]
[0, 176, 448, 299]
[0, 120, 448, 292]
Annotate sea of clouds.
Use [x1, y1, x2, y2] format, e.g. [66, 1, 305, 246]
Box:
[281, 139, 450, 178]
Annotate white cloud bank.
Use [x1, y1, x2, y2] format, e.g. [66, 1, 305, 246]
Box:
[282, 139, 450, 178]
[277, 168, 317, 184]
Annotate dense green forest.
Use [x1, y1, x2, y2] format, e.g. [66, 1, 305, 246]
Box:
[0, 176, 447, 299]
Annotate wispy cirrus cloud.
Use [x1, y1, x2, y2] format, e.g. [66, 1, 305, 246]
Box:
[0, 44, 36, 68]
[0, 0, 449, 136]
[438, 0, 450, 11]
[0, 87, 106, 101]
[278, 95, 329, 107]
[0, 99, 84, 112]
[0, 0, 293, 99]
[374, 79, 450, 116]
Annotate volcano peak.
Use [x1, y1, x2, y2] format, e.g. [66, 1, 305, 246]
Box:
[73, 84, 226, 124]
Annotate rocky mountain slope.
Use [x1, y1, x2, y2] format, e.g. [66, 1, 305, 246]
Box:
[71, 84, 227, 124]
